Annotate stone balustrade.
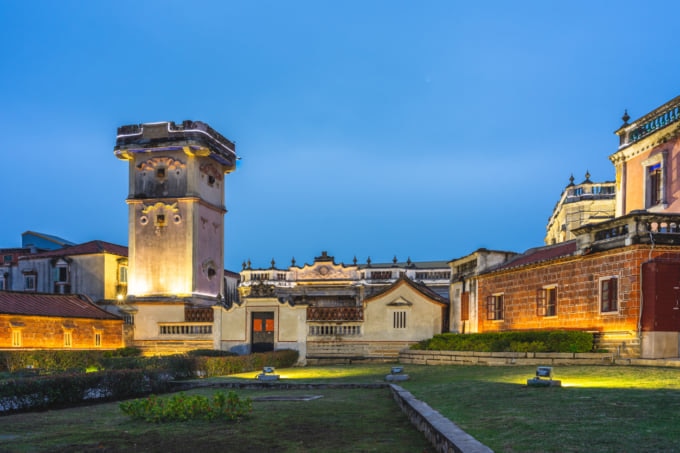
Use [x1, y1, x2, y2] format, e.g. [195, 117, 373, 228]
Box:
[158, 323, 213, 336]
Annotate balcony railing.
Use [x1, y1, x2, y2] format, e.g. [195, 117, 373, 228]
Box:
[158, 323, 213, 336]
[307, 306, 363, 322]
[574, 212, 680, 251]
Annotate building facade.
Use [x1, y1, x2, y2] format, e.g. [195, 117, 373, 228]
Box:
[475, 95, 680, 359]
[611, 95, 680, 216]
[448, 249, 517, 334]
[213, 252, 450, 362]
[0, 292, 123, 350]
[114, 121, 237, 354]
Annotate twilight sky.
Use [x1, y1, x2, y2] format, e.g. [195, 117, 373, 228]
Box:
[1, 1, 679, 271]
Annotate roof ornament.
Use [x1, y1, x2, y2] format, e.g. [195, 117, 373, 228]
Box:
[242, 261, 246, 270]
[247, 259, 252, 270]
[583, 170, 592, 184]
[393, 256, 398, 265]
[270, 258, 276, 269]
[366, 256, 371, 267]
[407, 257, 412, 266]
[353, 256, 357, 265]
[622, 109, 630, 126]
[291, 257, 296, 267]
[568, 174, 575, 186]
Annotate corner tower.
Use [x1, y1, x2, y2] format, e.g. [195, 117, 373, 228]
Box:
[115, 121, 236, 351]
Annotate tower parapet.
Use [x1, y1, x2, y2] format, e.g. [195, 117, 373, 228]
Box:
[115, 120, 236, 168]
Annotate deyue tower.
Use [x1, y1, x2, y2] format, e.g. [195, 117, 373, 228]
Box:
[115, 121, 236, 353]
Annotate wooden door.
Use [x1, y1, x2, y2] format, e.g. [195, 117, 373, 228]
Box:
[251, 312, 275, 352]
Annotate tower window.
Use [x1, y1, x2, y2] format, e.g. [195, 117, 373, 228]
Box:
[156, 214, 166, 226]
[156, 168, 166, 178]
[208, 175, 216, 186]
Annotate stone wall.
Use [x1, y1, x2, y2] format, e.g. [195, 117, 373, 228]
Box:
[400, 349, 616, 366]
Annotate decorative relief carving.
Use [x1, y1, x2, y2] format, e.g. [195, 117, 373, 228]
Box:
[248, 282, 276, 298]
[140, 202, 179, 235]
[136, 157, 186, 173]
[297, 263, 351, 280]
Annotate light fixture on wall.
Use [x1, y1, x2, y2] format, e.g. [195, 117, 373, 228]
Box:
[673, 285, 680, 310]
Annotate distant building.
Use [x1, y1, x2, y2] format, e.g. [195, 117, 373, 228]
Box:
[545, 173, 615, 245]
[21, 231, 75, 251]
[214, 252, 450, 362]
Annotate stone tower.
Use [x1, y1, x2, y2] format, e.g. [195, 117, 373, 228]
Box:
[114, 121, 236, 350]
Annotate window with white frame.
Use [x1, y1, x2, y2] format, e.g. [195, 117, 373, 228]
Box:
[393, 311, 407, 329]
[119, 266, 128, 284]
[537, 285, 558, 317]
[642, 152, 667, 210]
[24, 273, 36, 291]
[486, 293, 504, 320]
[600, 276, 619, 313]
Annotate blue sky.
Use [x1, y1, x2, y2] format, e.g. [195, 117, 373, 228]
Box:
[1, 1, 679, 271]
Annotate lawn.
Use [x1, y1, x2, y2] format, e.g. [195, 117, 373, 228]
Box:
[2, 364, 680, 452]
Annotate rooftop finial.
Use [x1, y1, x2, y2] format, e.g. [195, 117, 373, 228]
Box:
[393, 255, 398, 265]
[583, 170, 592, 184]
[622, 109, 630, 125]
[291, 256, 296, 267]
[353, 255, 357, 265]
[568, 174, 575, 186]
[271, 258, 276, 269]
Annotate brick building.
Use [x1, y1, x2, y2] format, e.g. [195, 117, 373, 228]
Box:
[477, 95, 680, 359]
[0, 292, 124, 350]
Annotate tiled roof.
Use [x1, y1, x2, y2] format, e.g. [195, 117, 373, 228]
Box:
[0, 291, 121, 320]
[364, 276, 449, 305]
[20, 240, 128, 259]
[490, 240, 578, 272]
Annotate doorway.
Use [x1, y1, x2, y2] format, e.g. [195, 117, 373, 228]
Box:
[251, 311, 275, 352]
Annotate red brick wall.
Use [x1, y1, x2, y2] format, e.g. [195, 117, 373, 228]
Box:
[0, 315, 124, 349]
[478, 245, 680, 333]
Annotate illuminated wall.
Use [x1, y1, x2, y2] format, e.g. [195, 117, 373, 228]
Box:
[477, 244, 680, 334]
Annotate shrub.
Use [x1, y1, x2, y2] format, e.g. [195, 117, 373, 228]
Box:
[0, 369, 166, 414]
[187, 349, 237, 357]
[119, 391, 252, 423]
[412, 331, 594, 353]
[192, 349, 299, 377]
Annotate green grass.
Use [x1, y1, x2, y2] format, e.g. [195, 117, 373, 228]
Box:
[0, 385, 432, 453]
[3, 364, 680, 452]
[226, 364, 680, 452]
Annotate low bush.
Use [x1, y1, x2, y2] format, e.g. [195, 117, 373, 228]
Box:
[193, 349, 299, 377]
[0, 369, 170, 414]
[187, 349, 237, 357]
[0, 347, 143, 374]
[119, 391, 252, 423]
[412, 331, 594, 353]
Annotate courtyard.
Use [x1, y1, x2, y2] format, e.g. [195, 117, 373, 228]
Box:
[2, 364, 680, 452]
